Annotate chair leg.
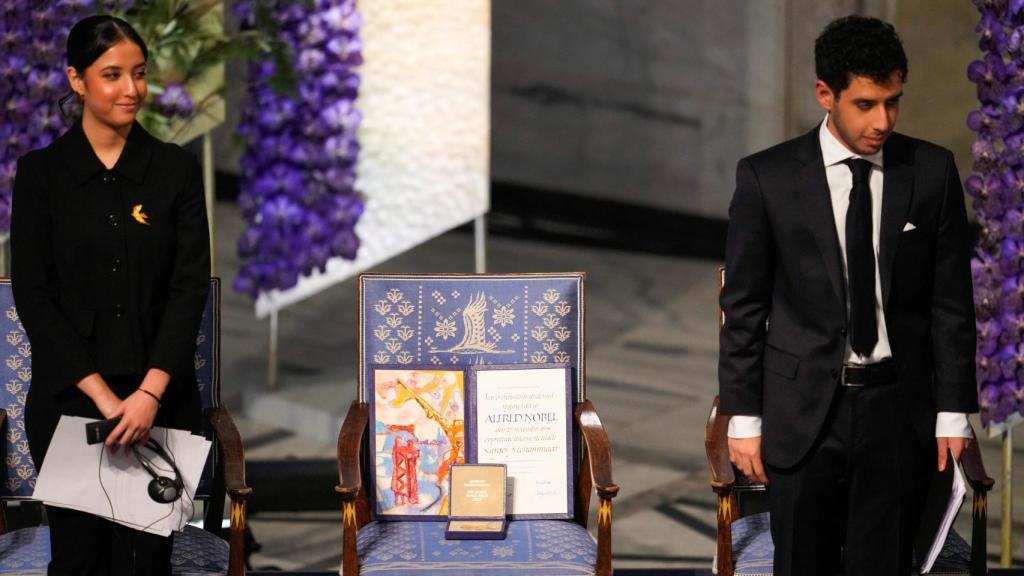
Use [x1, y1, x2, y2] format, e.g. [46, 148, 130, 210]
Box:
[716, 492, 736, 576]
[596, 497, 613, 576]
[228, 500, 247, 576]
[342, 500, 360, 576]
[971, 491, 987, 576]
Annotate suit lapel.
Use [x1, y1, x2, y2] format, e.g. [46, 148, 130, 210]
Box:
[879, 137, 913, 307]
[794, 131, 846, 310]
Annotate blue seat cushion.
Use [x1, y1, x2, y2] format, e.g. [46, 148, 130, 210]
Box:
[729, 512, 972, 576]
[0, 525, 228, 575]
[731, 512, 774, 576]
[357, 519, 597, 575]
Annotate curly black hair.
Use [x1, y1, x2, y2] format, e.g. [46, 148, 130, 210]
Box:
[815, 15, 908, 96]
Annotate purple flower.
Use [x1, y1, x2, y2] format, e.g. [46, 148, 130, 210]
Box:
[977, 354, 1002, 385]
[965, 173, 1005, 214]
[1004, 208, 1024, 238]
[235, 0, 364, 299]
[298, 48, 326, 73]
[1001, 237, 1024, 274]
[980, 317, 1004, 355]
[252, 163, 305, 198]
[152, 83, 194, 119]
[979, 12, 1007, 52]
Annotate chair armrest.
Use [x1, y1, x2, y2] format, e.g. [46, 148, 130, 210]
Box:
[206, 407, 253, 500]
[335, 400, 368, 498]
[574, 400, 619, 499]
[961, 430, 994, 492]
[705, 396, 735, 491]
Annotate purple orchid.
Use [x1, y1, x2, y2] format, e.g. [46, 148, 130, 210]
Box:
[234, 0, 365, 298]
[152, 83, 194, 119]
[970, 2, 1024, 427]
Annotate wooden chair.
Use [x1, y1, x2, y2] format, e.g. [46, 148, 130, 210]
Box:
[709, 269, 995, 576]
[0, 278, 252, 575]
[337, 272, 618, 576]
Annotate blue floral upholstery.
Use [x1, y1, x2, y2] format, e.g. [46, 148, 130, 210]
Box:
[169, 525, 231, 575]
[731, 513, 773, 576]
[0, 282, 35, 498]
[357, 520, 597, 575]
[0, 525, 227, 575]
[728, 511, 972, 576]
[0, 525, 47, 574]
[929, 528, 971, 575]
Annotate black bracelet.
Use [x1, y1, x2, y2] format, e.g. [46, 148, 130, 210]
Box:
[138, 388, 162, 407]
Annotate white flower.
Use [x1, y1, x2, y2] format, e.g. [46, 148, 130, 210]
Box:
[434, 318, 457, 340]
[492, 305, 515, 327]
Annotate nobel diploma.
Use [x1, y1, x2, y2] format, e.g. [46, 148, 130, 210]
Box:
[472, 367, 571, 517]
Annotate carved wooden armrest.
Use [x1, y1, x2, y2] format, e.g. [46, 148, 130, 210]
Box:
[335, 400, 368, 499]
[206, 407, 252, 576]
[574, 400, 619, 499]
[207, 407, 252, 500]
[960, 430, 994, 492]
[705, 397, 735, 492]
[337, 400, 369, 576]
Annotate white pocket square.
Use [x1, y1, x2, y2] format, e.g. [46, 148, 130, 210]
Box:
[902, 222, 916, 232]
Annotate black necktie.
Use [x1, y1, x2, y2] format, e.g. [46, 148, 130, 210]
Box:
[844, 159, 878, 357]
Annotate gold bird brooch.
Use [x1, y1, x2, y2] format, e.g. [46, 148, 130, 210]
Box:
[131, 204, 150, 225]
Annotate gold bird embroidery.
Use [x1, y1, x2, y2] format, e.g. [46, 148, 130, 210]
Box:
[130, 204, 150, 225]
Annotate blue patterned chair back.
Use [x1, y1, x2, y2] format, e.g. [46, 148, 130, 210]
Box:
[0, 278, 220, 499]
[359, 273, 586, 401]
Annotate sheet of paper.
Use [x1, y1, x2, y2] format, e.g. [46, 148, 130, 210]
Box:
[33, 416, 211, 536]
[921, 461, 966, 573]
[471, 366, 572, 518]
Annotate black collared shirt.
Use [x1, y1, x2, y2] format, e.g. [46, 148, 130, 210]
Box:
[60, 121, 154, 374]
[11, 119, 210, 394]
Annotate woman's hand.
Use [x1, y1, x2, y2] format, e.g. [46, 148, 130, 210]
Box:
[77, 373, 121, 419]
[105, 368, 170, 450]
[105, 389, 159, 449]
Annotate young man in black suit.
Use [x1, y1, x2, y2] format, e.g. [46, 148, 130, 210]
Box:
[718, 16, 977, 575]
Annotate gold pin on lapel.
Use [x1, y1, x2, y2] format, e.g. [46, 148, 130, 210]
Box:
[130, 204, 149, 225]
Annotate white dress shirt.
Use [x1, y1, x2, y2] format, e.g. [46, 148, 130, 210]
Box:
[728, 117, 971, 439]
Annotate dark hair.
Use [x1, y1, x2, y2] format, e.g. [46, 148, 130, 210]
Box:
[59, 15, 148, 116]
[67, 14, 148, 72]
[814, 15, 908, 97]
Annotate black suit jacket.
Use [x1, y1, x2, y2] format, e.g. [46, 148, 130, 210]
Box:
[10, 121, 210, 462]
[718, 128, 978, 469]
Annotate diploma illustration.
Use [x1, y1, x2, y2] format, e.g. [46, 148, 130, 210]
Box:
[371, 368, 466, 518]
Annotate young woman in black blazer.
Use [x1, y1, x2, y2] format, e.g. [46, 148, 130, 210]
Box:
[10, 15, 210, 575]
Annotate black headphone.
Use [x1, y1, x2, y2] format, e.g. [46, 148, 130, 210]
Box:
[132, 439, 184, 504]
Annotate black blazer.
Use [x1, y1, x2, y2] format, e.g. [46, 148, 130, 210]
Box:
[10, 121, 210, 463]
[718, 128, 978, 469]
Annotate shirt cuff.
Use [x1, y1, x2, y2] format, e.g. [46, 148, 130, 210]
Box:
[728, 415, 762, 438]
[935, 412, 972, 438]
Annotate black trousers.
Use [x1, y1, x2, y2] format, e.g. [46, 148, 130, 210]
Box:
[46, 505, 173, 576]
[766, 384, 929, 576]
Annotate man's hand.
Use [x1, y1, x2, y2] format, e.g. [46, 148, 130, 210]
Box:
[728, 436, 768, 484]
[937, 436, 971, 472]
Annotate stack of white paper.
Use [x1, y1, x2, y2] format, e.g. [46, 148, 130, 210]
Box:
[920, 460, 967, 574]
[33, 415, 212, 536]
